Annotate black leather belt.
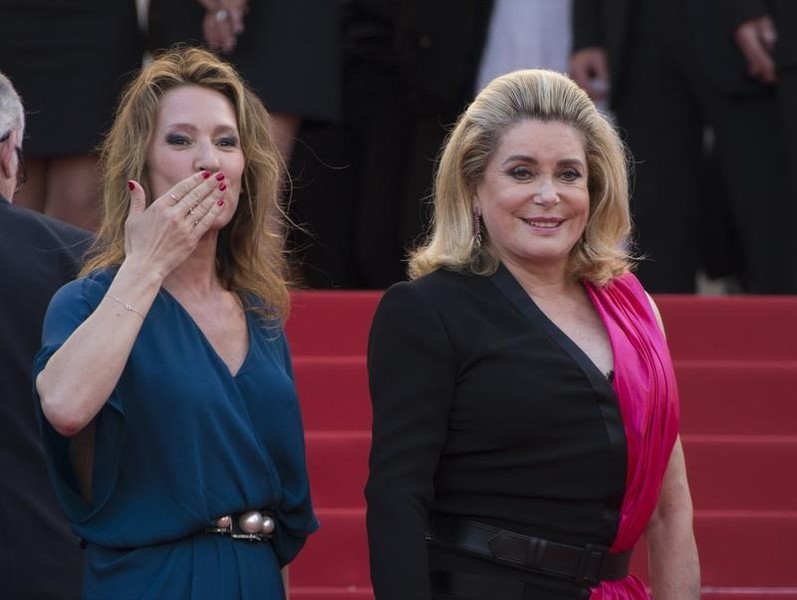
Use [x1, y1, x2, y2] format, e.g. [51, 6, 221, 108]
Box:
[427, 514, 632, 586]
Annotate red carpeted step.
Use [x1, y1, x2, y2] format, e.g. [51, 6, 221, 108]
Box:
[290, 510, 797, 588]
[289, 587, 797, 600]
[696, 511, 797, 586]
[302, 433, 797, 512]
[701, 591, 797, 599]
[303, 435, 797, 514]
[287, 292, 797, 361]
[683, 436, 797, 510]
[295, 357, 371, 432]
[630, 511, 797, 586]
[289, 588, 797, 600]
[306, 432, 369, 508]
[655, 295, 797, 361]
[701, 593, 797, 600]
[287, 292, 381, 357]
[290, 586, 797, 599]
[291, 588, 373, 600]
[296, 357, 797, 435]
[677, 361, 797, 435]
[291, 509, 370, 589]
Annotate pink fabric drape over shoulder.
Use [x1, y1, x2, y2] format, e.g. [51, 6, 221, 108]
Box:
[586, 274, 680, 599]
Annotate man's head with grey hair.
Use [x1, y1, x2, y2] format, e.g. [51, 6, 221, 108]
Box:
[0, 71, 24, 139]
[0, 71, 25, 200]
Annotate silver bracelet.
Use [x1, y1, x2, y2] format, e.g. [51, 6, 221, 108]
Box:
[108, 294, 145, 319]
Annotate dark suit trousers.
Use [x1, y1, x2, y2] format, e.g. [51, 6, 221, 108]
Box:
[613, 3, 794, 293]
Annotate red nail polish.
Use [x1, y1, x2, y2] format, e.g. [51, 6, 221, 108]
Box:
[127, 181, 135, 190]
[202, 171, 211, 179]
[219, 183, 227, 191]
[217, 199, 225, 206]
[215, 173, 225, 181]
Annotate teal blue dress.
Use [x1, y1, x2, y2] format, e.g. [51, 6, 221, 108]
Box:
[33, 270, 318, 599]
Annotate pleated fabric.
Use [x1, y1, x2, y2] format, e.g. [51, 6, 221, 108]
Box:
[586, 274, 680, 599]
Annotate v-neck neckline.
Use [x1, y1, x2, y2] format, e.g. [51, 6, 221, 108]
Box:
[160, 287, 253, 379]
[490, 264, 615, 392]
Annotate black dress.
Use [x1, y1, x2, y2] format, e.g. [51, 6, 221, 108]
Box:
[0, 0, 142, 156]
[366, 267, 627, 599]
[148, 0, 340, 122]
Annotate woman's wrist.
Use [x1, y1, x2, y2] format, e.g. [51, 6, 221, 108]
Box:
[116, 257, 167, 293]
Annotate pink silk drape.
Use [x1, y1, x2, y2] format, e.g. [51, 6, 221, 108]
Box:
[586, 274, 680, 599]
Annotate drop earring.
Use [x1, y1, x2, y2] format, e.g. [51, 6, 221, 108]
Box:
[472, 207, 482, 248]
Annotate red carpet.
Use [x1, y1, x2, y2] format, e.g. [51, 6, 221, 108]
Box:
[286, 292, 797, 599]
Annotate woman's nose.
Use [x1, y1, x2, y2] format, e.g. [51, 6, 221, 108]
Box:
[194, 141, 221, 173]
[533, 177, 560, 207]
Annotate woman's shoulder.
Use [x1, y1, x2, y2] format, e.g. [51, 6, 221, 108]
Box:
[599, 271, 665, 330]
[50, 268, 116, 309]
[601, 271, 651, 305]
[393, 267, 487, 297]
[41, 269, 117, 336]
[78, 267, 116, 296]
[378, 268, 494, 320]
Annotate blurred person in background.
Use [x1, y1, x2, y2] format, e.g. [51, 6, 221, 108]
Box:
[734, 1, 797, 294]
[476, 0, 573, 91]
[287, 0, 492, 289]
[0, 70, 90, 600]
[148, 0, 340, 164]
[570, 0, 795, 293]
[0, 0, 142, 230]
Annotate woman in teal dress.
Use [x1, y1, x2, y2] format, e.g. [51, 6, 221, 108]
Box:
[33, 48, 317, 599]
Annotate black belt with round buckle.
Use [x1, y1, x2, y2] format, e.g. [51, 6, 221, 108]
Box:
[427, 514, 632, 586]
[205, 510, 275, 542]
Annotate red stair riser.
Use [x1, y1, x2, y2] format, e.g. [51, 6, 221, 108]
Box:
[676, 361, 797, 435]
[683, 437, 797, 510]
[656, 295, 797, 361]
[305, 433, 369, 508]
[295, 357, 371, 431]
[291, 510, 371, 589]
[287, 292, 380, 356]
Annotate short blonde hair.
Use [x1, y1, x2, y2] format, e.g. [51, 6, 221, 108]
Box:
[409, 69, 633, 285]
[82, 47, 290, 320]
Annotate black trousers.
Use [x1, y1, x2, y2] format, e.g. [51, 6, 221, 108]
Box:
[613, 2, 794, 293]
[430, 571, 591, 600]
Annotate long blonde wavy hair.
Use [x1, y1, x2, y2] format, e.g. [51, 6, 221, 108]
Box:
[81, 47, 290, 320]
[409, 69, 634, 286]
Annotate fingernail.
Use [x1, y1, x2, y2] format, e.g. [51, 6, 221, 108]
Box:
[219, 183, 227, 191]
[215, 173, 225, 181]
[217, 199, 225, 206]
[202, 171, 211, 179]
[127, 181, 135, 190]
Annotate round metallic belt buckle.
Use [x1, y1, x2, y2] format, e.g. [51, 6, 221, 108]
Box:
[209, 510, 275, 541]
[236, 510, 276, 540]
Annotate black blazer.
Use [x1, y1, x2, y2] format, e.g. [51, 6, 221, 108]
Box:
[0, 197, 92, 598]
[366, 267, 627, 599]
